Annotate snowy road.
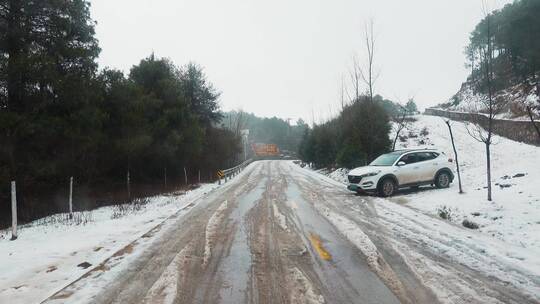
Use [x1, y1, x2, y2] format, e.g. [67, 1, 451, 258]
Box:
[43, 161, 538, 304]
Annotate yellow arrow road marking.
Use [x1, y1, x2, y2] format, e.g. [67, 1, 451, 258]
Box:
[309, 233, 332, 261]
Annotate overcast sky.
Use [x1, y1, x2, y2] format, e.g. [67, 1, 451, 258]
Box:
[90, 0, 511, 122]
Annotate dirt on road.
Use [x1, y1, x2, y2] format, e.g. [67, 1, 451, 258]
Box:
[44, 161, 538, 304]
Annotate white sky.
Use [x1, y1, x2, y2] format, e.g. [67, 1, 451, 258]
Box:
[89, 0, 511, 122]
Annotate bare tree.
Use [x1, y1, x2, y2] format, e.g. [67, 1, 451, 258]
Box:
[391, 106, 408, 151]
[348, 19, 378, 104]
[526, 106, 540, 141]
[340, 75, 347, 110]
[349, 55, 361, 103]
[465, 7, 505, 201]
[232, 110, 247, 137]
[360, 19, 378, 103]
[445, 120, 464, 194]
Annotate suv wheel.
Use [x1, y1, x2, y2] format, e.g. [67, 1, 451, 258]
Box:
[378, 179, 396, 197]
[435, 172, 451, 188]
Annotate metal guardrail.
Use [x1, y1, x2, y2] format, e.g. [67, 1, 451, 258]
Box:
[218, 159, 253, 185]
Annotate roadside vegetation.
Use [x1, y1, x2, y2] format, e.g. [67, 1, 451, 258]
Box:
[442, 0, 540, 123]
[298, 95, 411, 169]
[297, 19, 418, 169]
[222, 111, 309, 154]
[0, 1, 240, 227]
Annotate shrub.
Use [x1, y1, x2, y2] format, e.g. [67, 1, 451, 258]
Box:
[35, 211, 94, 226]
[111, 198, 150, 219]
[462, 219, 479, 229]
[437, 205, 454, 221]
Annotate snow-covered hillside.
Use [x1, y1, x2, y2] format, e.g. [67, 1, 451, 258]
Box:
[323, 115, 540, 261]
[392, 115, 540, 252]
[440, 81, 539, 120]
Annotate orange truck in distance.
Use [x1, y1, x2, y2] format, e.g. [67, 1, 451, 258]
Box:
[251, 143, 280, 157]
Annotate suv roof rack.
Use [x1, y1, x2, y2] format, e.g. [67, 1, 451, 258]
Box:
[392, 147, 438, 152]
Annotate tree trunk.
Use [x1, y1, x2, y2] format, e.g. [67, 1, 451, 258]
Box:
[392, 133, 399, 151]
[526, 106, 540, 141]
[445, 121, 463, 194]
[6, 0, 24, 180]
[7, 0, 24, 112]
[126, 169, 131, 200]
[164, 167, 167, 188]
[486, 143, 492, 201]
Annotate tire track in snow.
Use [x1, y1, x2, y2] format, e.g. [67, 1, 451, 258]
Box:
[203, 200, 229, 266]
[316, 208, 411, 303]
[142, 241, 194, 304]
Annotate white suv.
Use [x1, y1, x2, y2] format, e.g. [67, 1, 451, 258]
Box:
[347, 149, 454, 197]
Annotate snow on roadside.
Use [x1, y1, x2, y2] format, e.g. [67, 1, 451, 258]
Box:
[0, 183, 218, 304]
[374, 198, 540, 300]
[317, 114, 540, 267]
[327, 168, 349, 184]
[292, 161, 540, 300]
[391, 115, 540, 258]
[311, 168, 349, 185]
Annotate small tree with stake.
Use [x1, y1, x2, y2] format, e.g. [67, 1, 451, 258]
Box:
[526, 106, 540, 141]
[445, 120, 463, 194]
[391, 105, 408, 151]
[465, 6, 508, 201]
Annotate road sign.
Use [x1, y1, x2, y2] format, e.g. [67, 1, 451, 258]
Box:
[217, 170, 225, 178]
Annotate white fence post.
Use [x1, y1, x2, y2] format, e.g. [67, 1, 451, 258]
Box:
[11, 181, 17, 240]
[184, 167, 188, 185]
[69, 176, 73, 219]
[198, 170, 201, 184]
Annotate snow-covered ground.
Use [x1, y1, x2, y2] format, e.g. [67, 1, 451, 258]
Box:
[293, 160, 540, 299]
[0, 183, 219, 304]
[319, 114, 540, 267]
[440, 81, 540, 120]
[393, 115, 540, 251]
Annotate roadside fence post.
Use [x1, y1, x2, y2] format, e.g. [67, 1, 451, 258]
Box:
[69, 176, 73, 219]
[11, 181, 17, 240]
[198, 170, 201, 184]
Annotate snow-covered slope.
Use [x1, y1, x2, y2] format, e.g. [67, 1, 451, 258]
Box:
[394, 116, 540, 255]
[322, 114, 540, 265]
[391, 115, 540, 255]
[439, 81, 539, 120]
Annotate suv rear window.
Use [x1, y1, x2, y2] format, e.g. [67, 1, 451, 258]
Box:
[399, 153, 418, 164]
[417, 152, 438, 162]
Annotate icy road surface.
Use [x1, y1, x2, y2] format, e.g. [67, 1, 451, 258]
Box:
[43, 161, 538, 304]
